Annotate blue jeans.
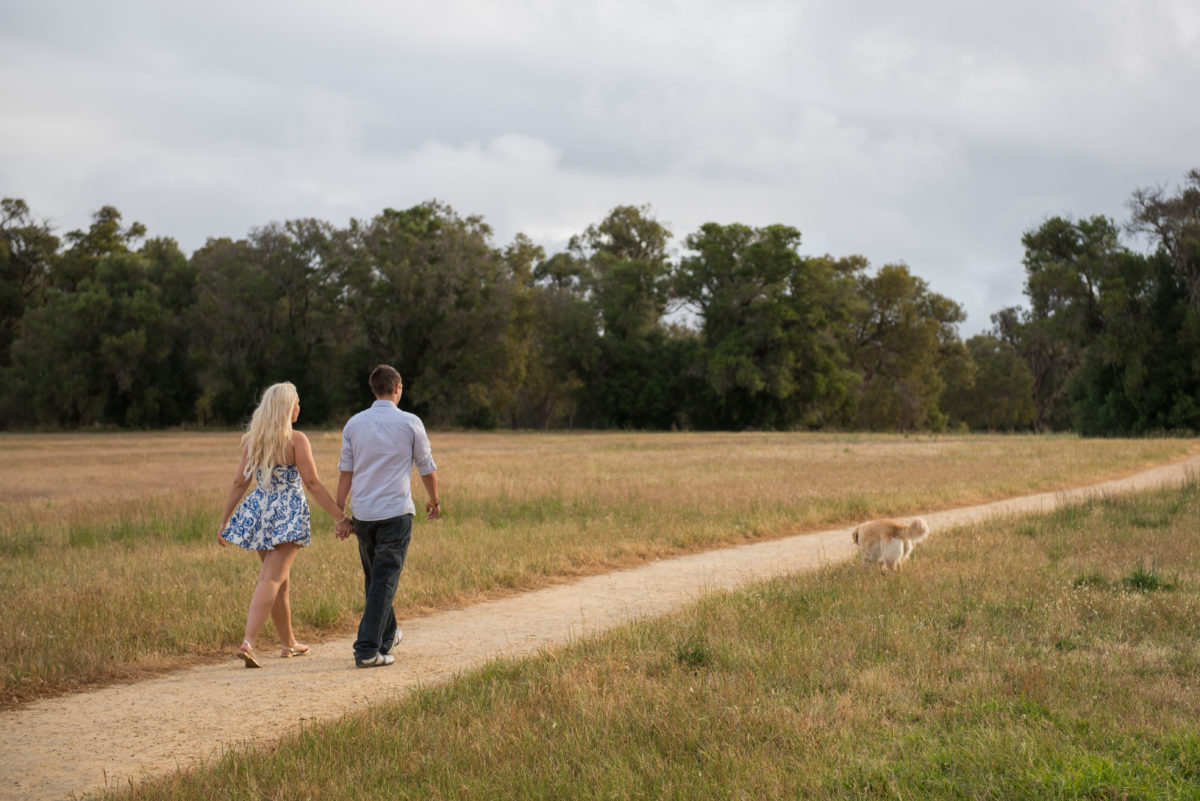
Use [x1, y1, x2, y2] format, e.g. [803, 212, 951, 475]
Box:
[352, 514, 412, 660]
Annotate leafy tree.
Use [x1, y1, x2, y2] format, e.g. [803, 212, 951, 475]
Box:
[5, 206, 196, 427]
[50, 205, 146, 292]
[847, 263, 965, 431]
[0, 198, 58, 369]
[246, 219, 345, 421]
[573, 205, 673, 341]
[568, 205, 681, 428]
[991, 306, 1073, 431]
[1007, 172, 1200, 435]
[1128, 168, 1200, 307]
[941, 334, 1035, 431]
[1010, 209, 1200, 434]
[1022, 215, 1120, 338]
[189, 219, 349, 424]
[1115, 168, 1200, 431]
[1003, 215, 1125, 431]
[677, 223, 860, 429]
[1067, 242, 1199, 434]
[508, 251, 596, 428]
[190, 238, 281, 423]
[339, 201, 524, 428]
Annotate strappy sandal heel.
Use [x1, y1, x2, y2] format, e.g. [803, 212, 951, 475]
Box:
[237, 640, 262, 668]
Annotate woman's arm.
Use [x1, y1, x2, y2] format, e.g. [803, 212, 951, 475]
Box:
[216, 448, 253, 545]
[293, 431, 348, 524]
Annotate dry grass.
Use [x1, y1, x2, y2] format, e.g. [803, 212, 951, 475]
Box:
[0, 430, 1195, 706]
[1, 430, 1191, 530]
[0, 430, 332, 518]
[104, 481, 1200, 800]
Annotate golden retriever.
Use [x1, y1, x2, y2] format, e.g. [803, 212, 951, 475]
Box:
[851, 518, 930, 573]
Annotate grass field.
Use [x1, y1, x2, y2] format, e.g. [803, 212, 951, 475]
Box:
[0, 431, 1195, 707]
[98, 474, 1200, 799]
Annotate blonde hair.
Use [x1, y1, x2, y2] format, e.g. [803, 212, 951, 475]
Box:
[241, 382, 298, 484]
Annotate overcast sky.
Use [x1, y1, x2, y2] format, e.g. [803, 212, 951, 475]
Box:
[2, 0, 1197, 334]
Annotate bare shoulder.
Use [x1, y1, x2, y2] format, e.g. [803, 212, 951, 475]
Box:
[291, 430, 313, 450]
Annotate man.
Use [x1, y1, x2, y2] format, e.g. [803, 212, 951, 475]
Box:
[336, 364, 440, 668]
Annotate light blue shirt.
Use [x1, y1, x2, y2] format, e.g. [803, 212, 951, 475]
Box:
[338, 400, 437, 521]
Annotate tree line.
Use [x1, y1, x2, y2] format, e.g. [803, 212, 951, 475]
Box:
[1, 168, 1196, 434]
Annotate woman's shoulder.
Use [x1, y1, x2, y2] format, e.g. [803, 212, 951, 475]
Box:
[290, 429, 312, 449]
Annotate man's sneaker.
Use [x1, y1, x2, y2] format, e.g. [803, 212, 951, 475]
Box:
[355, 653, 395, 668]
[380, 629, 403, 655]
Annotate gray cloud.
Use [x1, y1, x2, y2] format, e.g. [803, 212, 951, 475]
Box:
[2, 0, 1197, 334]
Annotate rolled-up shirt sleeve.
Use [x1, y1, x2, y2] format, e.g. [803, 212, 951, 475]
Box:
[412, 419, 437, 476]
[338, 424, 355, 473]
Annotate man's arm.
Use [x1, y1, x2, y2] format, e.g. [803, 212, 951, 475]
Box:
[421, 470, 440, 520]
[335, 471, 355, 539]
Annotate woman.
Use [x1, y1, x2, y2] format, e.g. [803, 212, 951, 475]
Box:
[217, 382, 349, 668]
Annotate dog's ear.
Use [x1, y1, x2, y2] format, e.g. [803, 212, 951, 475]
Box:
[851, 527, 859, 544]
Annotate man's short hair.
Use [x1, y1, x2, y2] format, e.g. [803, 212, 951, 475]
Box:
[369, 365, 402, 398]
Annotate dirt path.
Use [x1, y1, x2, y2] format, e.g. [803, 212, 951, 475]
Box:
[3, 454, 1198, 801]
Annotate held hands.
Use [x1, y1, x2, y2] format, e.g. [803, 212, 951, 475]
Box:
[335, 515, 355, 540]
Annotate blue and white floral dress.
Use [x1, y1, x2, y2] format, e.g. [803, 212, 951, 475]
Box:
[221, 464, 312, 550]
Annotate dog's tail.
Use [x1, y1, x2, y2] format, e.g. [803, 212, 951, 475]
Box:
[906, 518, 930, 542]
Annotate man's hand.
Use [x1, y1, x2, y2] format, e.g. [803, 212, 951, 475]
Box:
[335, 517, 355, 540]
[426, 500, 441, 520]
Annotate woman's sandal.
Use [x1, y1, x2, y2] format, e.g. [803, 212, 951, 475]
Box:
[237, 640, 262, 668]
[280, 643, 310, 658]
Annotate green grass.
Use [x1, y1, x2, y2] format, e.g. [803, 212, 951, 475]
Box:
[1123, 563, 1176, 593]
[101, 481, 1200, 800]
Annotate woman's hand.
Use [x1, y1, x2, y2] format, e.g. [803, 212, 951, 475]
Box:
[217, 447, 250, 548]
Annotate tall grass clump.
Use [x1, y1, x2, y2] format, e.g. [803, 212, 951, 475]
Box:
[1122, 563, 1176, 593]
[103, 480, 1200, 800]
[0, 431, 1194, 705]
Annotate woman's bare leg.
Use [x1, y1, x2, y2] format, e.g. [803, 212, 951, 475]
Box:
[241, 544, 301, 647]
[252, 549, 296, 647]
[269, 571, 295, 648]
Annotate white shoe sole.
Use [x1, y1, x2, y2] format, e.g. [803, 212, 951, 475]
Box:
[355, 653, 394, 668]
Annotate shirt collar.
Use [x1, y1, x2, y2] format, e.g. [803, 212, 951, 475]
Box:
[371, 399, 397, 409]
